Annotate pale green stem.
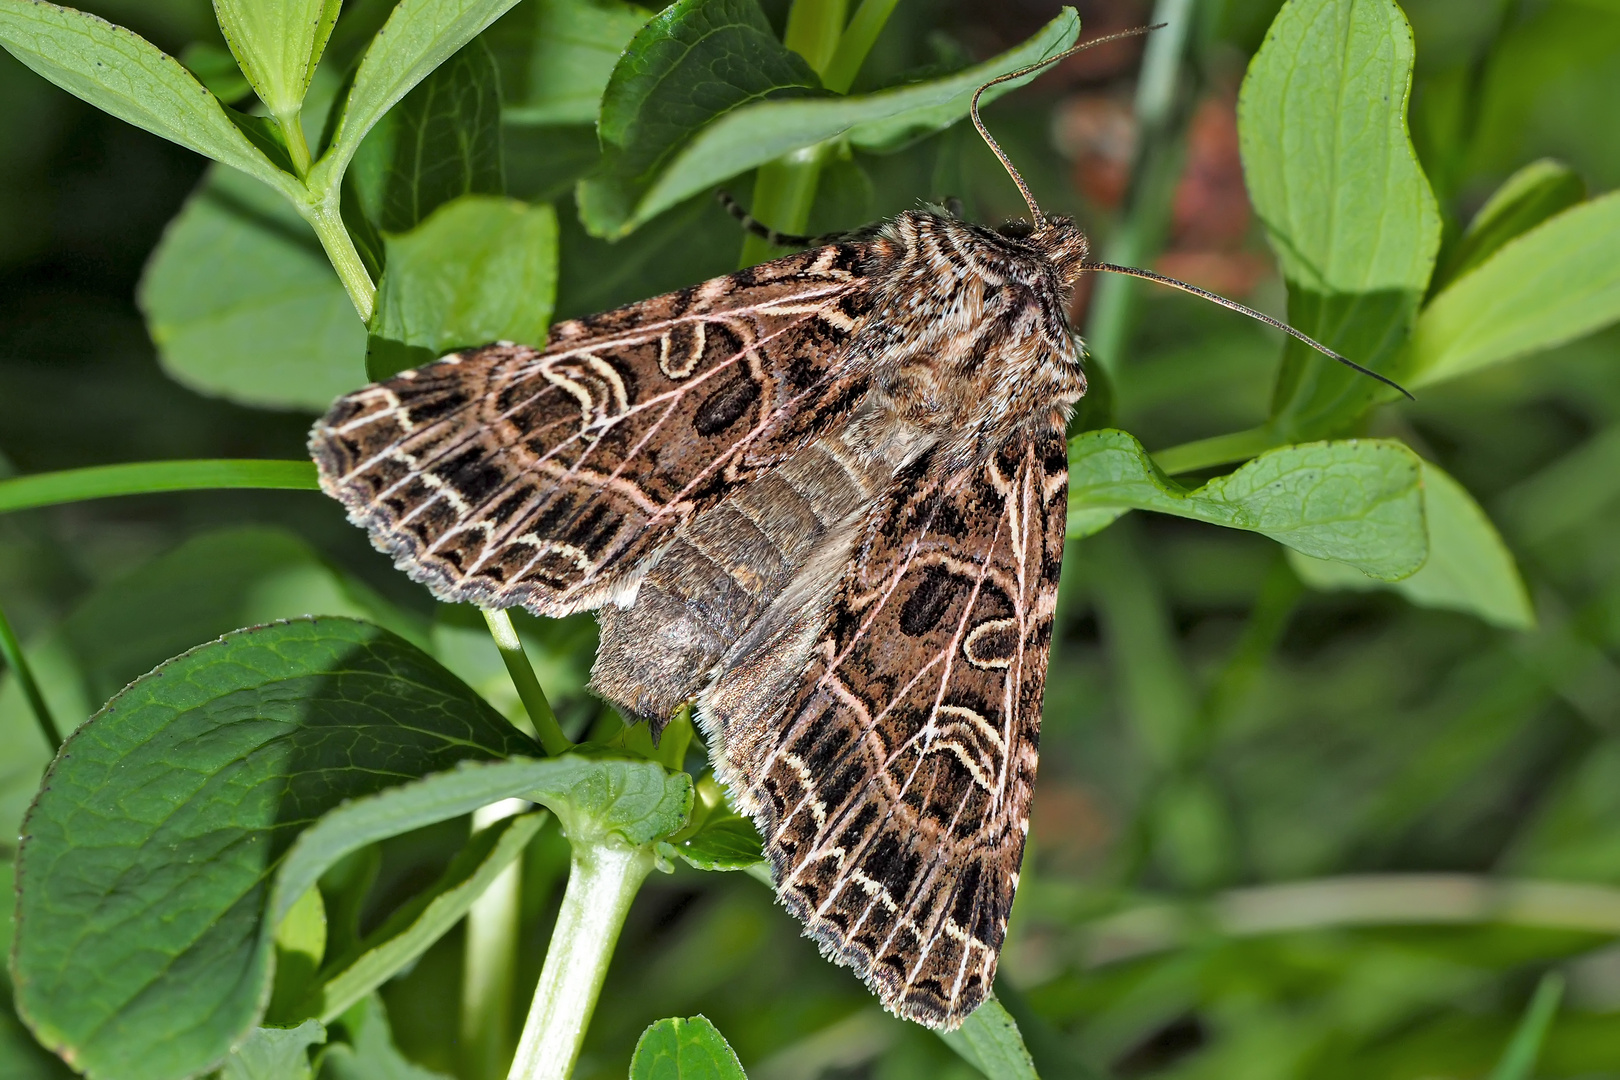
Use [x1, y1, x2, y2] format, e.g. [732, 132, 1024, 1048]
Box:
[462, 799, 529, 1080]
[277, 110, 313, 178]
[0, 599, 60, 752]
[1150, 425, 1280, 475]
[1488, 972, 1565, 1080]
[822, 0, 902, 93]
[507, 842, 653, 1080]
[482, 608, 572, 756]
[783, 0, 848, 72]
[303, 194, 376, 323]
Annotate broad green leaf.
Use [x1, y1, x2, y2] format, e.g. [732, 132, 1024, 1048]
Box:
[268, 886, 329, 1023]
[1067, 430, 1427, 580]
[1237, 0, 1440, 435]
[138, 165, 367, 410]
[181, 40, 252, 103]
[490, 0, 652, 125]
[12, 618, 536, 1080]
[1288, 461, 1534, 630]
[675, 812, 763, 871]
[1408, 192, 1620, 388]
[369, 195, 558, 378]
[271, 754, 691, 936]
[1433, 159, 1586, 291]
[629, 1016, 747, 1080]
[308, 811, 545, 1021]
[938, 996, 1040, 1080]
[348, 37, 505, 235]
[320, 995, 451, 1080]
[213, 0, 341, 120]
[0, 0, 296, 194]
[321, 0, 525, 180]
[220, 1020, 326, 1080]
[576, 0, 822, 237]
[583, 7, 1081, 237]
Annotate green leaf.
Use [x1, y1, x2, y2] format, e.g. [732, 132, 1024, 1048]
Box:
[269, 885, 330, 1024]
[0, 460, 317, 514]
[1237, 0, 1440, 435]
[220, 1021, 326, 1080]
[1067, 430, 1428, 581]
[1487, 973, 1564, 1080]
[138, 165, 368, 411]
[1433, 158, 1586, 291]
[1408, 191, 1620, 388]
[348, 37, 505, 235]
[1288, 461, 1534, 630]
[629, 1016, 748, 1080]
[0, 0, 296, 194]
[581, 7, 1080, 237]
[369, 195, 558, 377]
[180, 40, 252, 103]
[320, 0, 526, 182]
[213, 0, 341, 120]
[675, 813, 763, 871]
[308, 811, 544, 1021]
[576, 0, 822, 237]
[320, 996, 451, 1080]
[11, 617, 536, 1080]
[938, 996, 1040, 1080]
[490, 0, 652, 126]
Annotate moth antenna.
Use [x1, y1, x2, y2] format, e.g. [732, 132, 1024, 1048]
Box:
[1081, 261, 1416, 400]
[971, 24, 1167, 229]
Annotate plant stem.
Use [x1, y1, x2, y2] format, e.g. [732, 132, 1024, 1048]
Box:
[278, 111, 313, 178]
[0, 599, 60, 752]
[304, 194, 376, 323]
[462, 799, 529, 1080]
[783, 0, 848, 73]
[739, 143, 832, 267]
[1150, 425, 1280, 475]
[1083, 0, 1196, 376]
[822, 0, 901, 93]
[507, 842, 653, 1080]
[483, 608, 572, 756]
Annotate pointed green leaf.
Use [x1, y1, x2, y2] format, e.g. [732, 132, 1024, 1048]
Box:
[1409, 191, 1620, 388]
[675, 813, 763, 871]
[321, 0, 526, 181]
[138, 165, 368, 410]
[576, 0, 821, 238]
[1067, 430, 1427, 580]
[0, 0, 297, 194]
[938, 996, 1040, 1080]
[1288, 460, 1534, 630]
[369, 195, 558, 378]
[629, 1016, 747, 1080]
[1433, 158, 1586, 291]
[213, 0, 341, 120]
[1237, 0, 1440, 435]
[320, 996, 451, 1080]
[348, 38, 505, 235]
[11, 618, 536, 1080]
[583, 6, 1080, 237]
[490, 0, 652, 126]
[220, 1021, 326, 1080]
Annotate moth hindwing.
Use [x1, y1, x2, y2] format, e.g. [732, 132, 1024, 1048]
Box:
[310, 208, 1092, 1027]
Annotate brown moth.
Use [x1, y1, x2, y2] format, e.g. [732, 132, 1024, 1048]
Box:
[310, 32, 1403, 1029]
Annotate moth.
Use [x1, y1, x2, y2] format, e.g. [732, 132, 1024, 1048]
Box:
[310, 33, 1402, 1028]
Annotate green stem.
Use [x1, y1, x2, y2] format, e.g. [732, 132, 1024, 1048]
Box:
[483, 608, 572, 756]
[783, 0, 848, 73]
[1489, 971, 1565, 1080]
[304, 194, 376, 323]
[1082, 0, 1196, 376]
[739, 143, 832, 267]
[507, 842, 653, 1080]
[278, 111, 313, 178]
[0, 460, 317, 515]
[461, 800, 528, 1080]
[821, 0, 901, 93]
[1150, 425, 1280, 475]
[0, 599, 60, 752]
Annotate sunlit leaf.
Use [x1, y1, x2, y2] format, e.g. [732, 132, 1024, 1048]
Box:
[938, 996, 1040, 1080]
[1433, 158, 1585, 291]
[218, 1020, 325, 1080]
[213, 0, 341, 120]
[629, 1015, 747, 1080]
[1409, 191, 1620, 388]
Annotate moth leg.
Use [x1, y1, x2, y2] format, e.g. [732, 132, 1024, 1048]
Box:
[715, 190, 852, 249]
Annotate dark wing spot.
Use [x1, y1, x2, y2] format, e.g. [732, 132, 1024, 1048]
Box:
[693, 376, 760, 436]
[899, 565, 963, 636]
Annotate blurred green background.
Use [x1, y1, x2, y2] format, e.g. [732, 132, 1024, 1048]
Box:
[4, 0, 1620, 1077]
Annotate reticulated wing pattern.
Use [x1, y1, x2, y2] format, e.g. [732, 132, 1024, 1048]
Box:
[740, 430, 1069, 1028]
[310, 243, 872, 615]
